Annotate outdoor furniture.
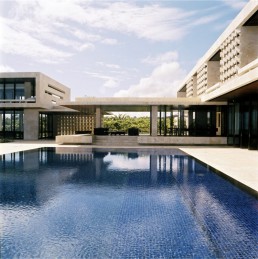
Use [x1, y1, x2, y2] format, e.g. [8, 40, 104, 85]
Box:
[94, 128, 109, 135]
[109, 131, 126, 135]
[75, 130, 92, 134]
[128, 127, 139, 136]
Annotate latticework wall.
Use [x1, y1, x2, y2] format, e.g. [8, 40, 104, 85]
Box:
[56, 114, 95, 135]
[186, 79, 194, 98]
[220, 29, 241, 83]
[197, 63, 208, 96]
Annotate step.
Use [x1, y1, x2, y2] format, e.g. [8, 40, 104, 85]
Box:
[93, 136, 139, 146]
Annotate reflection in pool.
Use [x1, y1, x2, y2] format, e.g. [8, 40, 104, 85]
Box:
[0, 147, 257, 258]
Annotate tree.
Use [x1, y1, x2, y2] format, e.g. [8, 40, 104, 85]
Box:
[103, 114, 150, 134]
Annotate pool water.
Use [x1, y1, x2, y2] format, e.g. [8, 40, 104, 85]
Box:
[0, 147, 257, 258]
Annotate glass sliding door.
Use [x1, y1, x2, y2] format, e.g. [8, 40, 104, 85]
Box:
[240, 101, 249, 148]
[0, 109, 24, 139]
[227, 95, 258, 150]
[39, 113, 54, 139]
[0, 110, 3, 138]
[15, 110, 24, 139]
[248, 98, 258, 150]
[4, 111, 15, 138]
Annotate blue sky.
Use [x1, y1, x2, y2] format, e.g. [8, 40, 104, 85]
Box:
[0, 0, 248, 100]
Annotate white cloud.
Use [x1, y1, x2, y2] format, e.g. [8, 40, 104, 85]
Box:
[0, 18, 72, 64]
[0, 2, 96, 63]
[142, 51, 178, 65]
[77, 43, 95, 51]
[103, 78, 119, 89]
[9, 0, 195, 42]
[0, 65, 15, 72]
[114, 62, 185, 97]
[190, 13, 223, 26]
[0, 0, 225, 66]
[97, 62, 120, 69]
[222, 0, 248, 10]
[101, 38, 118, 45]
[83, 2, 191, 42]
[84, 71, 119, 89]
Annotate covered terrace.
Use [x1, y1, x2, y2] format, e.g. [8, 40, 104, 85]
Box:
[58, 97, 227, 145]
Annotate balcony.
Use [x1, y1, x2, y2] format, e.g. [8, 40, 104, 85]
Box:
[0, 96, 36, 103]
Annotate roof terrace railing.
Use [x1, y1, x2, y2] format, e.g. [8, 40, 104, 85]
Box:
[0, 97, 36, 103]
[238, 58, 258, 76]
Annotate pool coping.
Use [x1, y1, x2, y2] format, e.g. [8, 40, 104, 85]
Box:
[184, 154, 258, 199]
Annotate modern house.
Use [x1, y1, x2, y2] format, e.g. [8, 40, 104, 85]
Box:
[0, 0, 257, 149]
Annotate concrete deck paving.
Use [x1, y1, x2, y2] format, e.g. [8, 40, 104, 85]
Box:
[180, 147, 258, 195]
[0, 141, 257, 195]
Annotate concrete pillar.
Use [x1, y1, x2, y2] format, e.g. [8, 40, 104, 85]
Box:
[179, 107, 184, 136]
[95, 107, 102, 128]
[0, 113, 2, 131]
[151, 105, 158, 136]
[24, 109, 39, 140]
[24, 81, 33, 99]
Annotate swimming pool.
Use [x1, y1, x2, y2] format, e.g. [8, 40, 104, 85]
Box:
[0, 147, 257, 258]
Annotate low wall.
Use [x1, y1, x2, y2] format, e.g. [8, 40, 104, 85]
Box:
[138, 136, 227, 145]
[56, 134, 92, 145]
[55, 135, 227, 146]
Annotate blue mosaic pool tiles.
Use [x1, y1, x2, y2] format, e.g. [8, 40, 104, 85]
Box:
[0, 149, 257, 258]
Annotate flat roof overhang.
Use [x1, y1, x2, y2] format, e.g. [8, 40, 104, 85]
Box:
[59, 97, 226, 114]
[202, 66, 258, 102]
[206, 80, 258, 102]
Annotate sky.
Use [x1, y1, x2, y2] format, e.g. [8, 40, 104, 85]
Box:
[0, 0, 249, 100]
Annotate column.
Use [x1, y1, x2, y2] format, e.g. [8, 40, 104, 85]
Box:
[24, 109, 39, 140]
[151, 105, 158, 136]
[95, 107, 102, 128]
[0, 112, 2, 131]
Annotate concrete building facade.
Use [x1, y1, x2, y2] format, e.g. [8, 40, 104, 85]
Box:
[0, 1, 257, 149]
[177, 0, 258, 149]
[0, 72, 71, 140]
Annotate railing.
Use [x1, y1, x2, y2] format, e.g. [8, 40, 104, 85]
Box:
[0, 97, 36, 103]
[238, 58, 258, 76]
[205, 82, 221, 94]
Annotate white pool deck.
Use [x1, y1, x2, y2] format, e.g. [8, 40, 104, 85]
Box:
[0, 141, 257, 195]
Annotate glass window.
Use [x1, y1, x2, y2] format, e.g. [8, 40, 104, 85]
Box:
[0, 83, 4, 99]
[5, 83, 14, 99]
[207, 111, 211, 126]
[234, 103, 240, 135]
[16, 83, 25, 99]
[0, 111, 3, 132]
[15, 111, 23, 131]
[5, 111, 14, 132]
